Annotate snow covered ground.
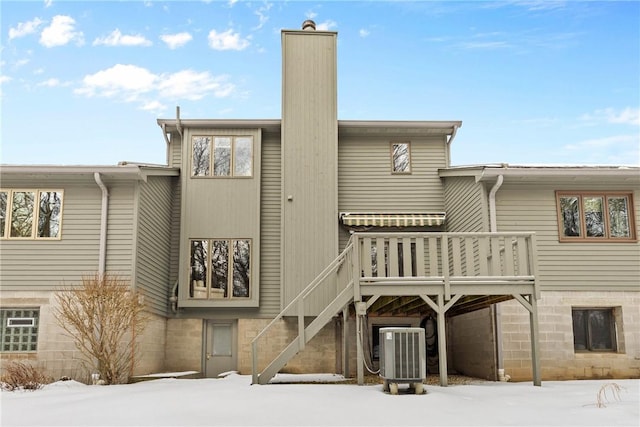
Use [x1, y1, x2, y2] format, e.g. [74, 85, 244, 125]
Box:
[1, 374, 638, 426]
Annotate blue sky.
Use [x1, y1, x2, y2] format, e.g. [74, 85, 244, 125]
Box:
[2, 0, 639, 166]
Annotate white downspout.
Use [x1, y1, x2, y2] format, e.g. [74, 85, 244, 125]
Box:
[488, 174, 505, 380]
[94, 173, 109, 276]
[489, 174, 503, 233]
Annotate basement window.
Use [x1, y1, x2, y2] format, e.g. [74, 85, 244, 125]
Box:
[572, 308, 617, 352]
[1, 308, 40, 352]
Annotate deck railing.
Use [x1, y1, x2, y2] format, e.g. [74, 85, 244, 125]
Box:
[352, 232, 539, 299]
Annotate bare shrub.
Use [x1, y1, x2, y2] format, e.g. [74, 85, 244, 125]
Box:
[54, 274, 149, 385]
[1, 361, 51, 391]
[596, 382, 625, 408]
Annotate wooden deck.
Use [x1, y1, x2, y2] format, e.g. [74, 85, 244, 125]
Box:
[252, 231, 541, 386]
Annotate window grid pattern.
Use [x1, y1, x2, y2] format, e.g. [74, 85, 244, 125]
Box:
[556, 191, 635, 242]
[1, 308, 39, 352]
[0, 189, 63, 239]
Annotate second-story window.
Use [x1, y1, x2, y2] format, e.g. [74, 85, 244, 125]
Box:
[391, 142, 411, 173]
[0, 190, 63, 239]
[556, 191, 635, 242]
[192, 136, 253, 178]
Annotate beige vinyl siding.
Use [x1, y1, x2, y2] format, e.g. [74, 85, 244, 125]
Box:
[0, 182, 100, 290]
[168, 131, 182, 168]
[169, 176, 181, 289]
[258, 133, 282, 316]
[443, 176, 487, 232]
[281, 30, 338, 311]
[179, 128, 261, 307]
[0, 180, 136, 290]
[338, 135, 447, 248]
[495, 183, 640, 291]
[104, 184, 136, 277]
[135, 176, 174, 316]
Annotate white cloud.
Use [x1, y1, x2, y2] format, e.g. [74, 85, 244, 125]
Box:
[580, 108, 640, 126]
[316, 20, 337, 31]
[140, 100, 166, 114]
[160, 32, 193, 49]
[158, 70, 234, 100]
[253, 2, 273, 30]
[37, 78, 71, 88]
[8, 18, 44, 40]
[93, 29, 152, 47]
[75, 64, 157, 99]
[306, 11, 318, 19]
[359, 29, 370, 38]
[44, 0, 53, 7]
[0, 75, 12, 85]
[74, 64, 235, 109]
[40, 15, 84, 47]
[14, 59, 30, 68]
[564, 134, 640, 165]
[208, 29, 250, 51]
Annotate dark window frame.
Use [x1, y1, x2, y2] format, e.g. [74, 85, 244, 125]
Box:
[556, 191, 636, 242]
[572, 307, 617, 353]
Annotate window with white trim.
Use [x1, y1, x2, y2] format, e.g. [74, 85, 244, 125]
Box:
[1, 308, 40, 352]
[556, 191, 635, 242]
[189, 239, 251, 299]
[191, 136, 253, 177]
[0, 190, 63, 239]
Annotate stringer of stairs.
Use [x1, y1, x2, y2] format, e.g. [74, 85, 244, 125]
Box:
[252, 241, 355, 385]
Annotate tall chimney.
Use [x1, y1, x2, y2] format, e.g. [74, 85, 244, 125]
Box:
[280, 22, 338, 309]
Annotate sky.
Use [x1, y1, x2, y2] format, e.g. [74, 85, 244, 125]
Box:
[1, 0, 639, 167]
[2, 374, 639, 426]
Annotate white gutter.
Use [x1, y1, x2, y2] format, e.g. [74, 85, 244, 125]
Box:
[94, 173, 109, 276]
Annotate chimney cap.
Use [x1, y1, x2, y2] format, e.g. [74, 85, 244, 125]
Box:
[302, 20, 316, 31]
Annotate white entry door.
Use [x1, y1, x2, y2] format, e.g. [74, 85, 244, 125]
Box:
[205, 321, 237, 378]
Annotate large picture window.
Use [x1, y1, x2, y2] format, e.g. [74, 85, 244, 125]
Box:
[1, 308, 40, 352]
[556, 192, 635, 242]
[191, 136, 253, 177]
[572, 308, 617, 352]
[189, 239, 251, 299]
[0, 190, 63, 239]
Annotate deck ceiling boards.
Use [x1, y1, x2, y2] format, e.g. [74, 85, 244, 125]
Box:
[366, 294, 514, 317]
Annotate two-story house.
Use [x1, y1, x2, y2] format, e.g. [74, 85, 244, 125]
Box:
[1, 21, 638, 385]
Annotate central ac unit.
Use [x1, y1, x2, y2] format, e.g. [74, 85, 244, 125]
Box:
[379, 327, 426, 394]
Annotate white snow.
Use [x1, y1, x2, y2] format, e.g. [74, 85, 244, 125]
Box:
[1, 374, 638, 426]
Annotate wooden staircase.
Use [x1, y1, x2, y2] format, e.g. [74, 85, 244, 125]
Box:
[251, 239, 355, 385]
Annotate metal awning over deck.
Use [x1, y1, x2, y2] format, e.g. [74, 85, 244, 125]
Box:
[340, 212, 445, 227]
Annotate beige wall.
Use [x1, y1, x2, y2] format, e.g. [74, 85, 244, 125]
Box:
[163, 318, 203, 373]
[448, 307, 497, 380]
[500, 291, 640, 381]
[0, 290, 168, 383]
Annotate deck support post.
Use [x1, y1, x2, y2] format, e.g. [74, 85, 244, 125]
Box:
[436, 294, 448, 387]
[529, 295, 541, 386]
[342, 307, 349, 378]
[355, 302, 366, 385]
